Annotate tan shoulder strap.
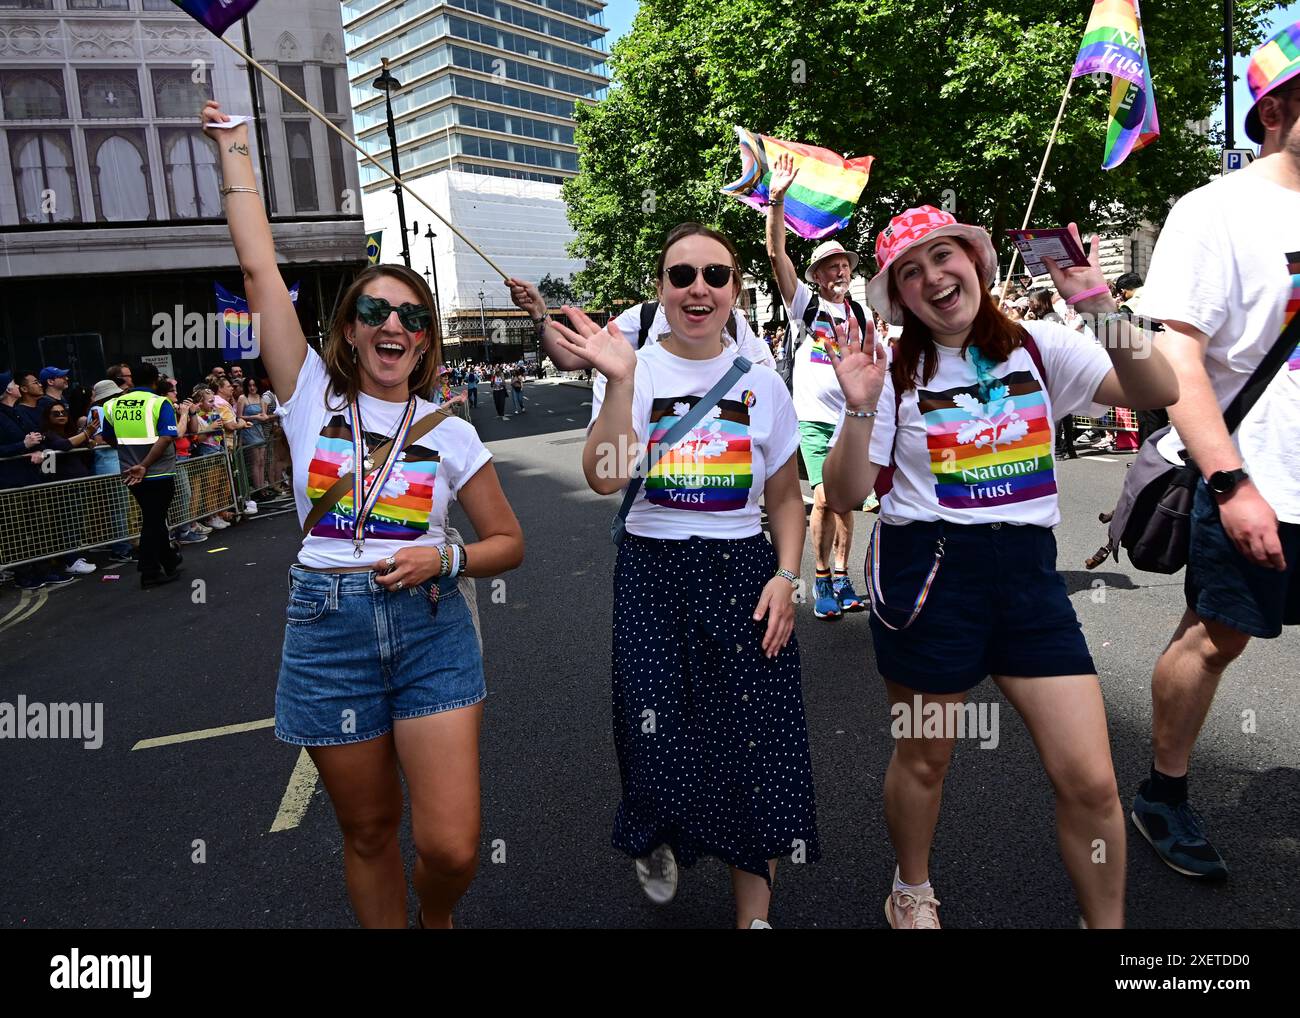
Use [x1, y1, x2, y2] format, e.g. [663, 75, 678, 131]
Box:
[301, 407, 452, 537]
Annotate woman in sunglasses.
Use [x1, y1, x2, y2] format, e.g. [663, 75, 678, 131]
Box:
[822, 208, 1178, 929]
[545, 222, 818, 928]
[204, 100, 524, 929]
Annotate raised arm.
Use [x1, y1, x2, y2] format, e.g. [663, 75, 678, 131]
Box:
[542, 306, 640, 494]
[505, 277, 589, 372]
[201, 101, 306, 401]
[822, 316, 890, 515]
[1043, 224, 1178, 411]
[764, 153, 801, 307]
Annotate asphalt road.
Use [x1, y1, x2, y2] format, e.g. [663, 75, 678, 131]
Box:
[2, 377, 1296, 929]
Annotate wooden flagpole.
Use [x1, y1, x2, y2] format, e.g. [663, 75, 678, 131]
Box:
[998, 73, 1075, 306]
[215, 34, 510, 282]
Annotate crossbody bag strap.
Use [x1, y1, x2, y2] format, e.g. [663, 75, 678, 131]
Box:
[1221, 311, 1299, 435]
[301, 407, 451, 538]
[611, 355, 753, 544]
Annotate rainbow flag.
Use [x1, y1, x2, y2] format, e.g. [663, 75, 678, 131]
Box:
[1070, 0, 1160, 169]
[170, 1, 260, 36]
[721, 127, 874, 240]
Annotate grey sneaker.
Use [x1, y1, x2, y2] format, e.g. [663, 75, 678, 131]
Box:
[634, 844, 678, 905]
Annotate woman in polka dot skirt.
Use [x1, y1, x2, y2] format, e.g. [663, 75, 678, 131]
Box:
[548, 222, 820, 928]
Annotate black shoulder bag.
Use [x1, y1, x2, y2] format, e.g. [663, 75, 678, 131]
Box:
[1100, 315, 1299, 574]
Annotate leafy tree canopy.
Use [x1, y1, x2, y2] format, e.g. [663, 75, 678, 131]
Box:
[564, 0, 1283, 307]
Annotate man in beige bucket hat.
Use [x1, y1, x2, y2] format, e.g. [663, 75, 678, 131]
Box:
[765, 154, 872, 620]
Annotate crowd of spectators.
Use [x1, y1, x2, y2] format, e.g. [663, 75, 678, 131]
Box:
[0, 359, 288, 591]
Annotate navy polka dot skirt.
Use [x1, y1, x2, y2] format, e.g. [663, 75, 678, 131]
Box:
[610, 532, 821, 881]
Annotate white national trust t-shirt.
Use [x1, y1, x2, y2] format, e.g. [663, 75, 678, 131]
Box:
[833, 320, 1112, 528]
[276, 349, 491, 569]
[1141, 167, 1300, 524]
[621, 343, 799, 540]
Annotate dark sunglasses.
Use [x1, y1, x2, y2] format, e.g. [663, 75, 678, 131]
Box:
[664, 263, 736, 289]
[356, 293, 432, 332]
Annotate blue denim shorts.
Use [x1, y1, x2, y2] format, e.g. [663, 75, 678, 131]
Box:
[868, 520, 1096, 693]
[275, 566, 486, 747]
[1185, 482, 1300, 639]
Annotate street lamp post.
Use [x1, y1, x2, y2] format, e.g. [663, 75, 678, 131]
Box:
[478, 288, 490, 366]
[1223, 0, 1235, 150]
[373, 58, 411, 269]
[423, 224, 442, 333]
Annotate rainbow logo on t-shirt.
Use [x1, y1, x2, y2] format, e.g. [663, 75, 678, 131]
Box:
[1285, 250, 1300, 371]
[919, 370, 1056, 509]
[305, 415, 439, 541]
[808, 320, 836, 364]
[644, 396, 752, 512]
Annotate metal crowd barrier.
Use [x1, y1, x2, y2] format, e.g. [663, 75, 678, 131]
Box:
[3, 405, 473, 571]
[1072, 407, 1139, 436]
[0, 448, 236, 570]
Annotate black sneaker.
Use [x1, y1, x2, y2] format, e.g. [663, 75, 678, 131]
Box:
[141, 571, 181, 589]
[1131, 782, 1228, 880]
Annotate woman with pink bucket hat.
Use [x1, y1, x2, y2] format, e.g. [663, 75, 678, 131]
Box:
[823, 206, 1179, 928]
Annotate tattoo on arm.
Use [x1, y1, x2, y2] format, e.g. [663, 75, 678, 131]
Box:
[227, 142, 250, 156]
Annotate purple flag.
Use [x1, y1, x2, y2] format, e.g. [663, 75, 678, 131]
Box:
[171, 0, 261, 37]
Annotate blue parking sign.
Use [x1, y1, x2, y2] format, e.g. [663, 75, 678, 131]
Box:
[1222, 148, 1255, 174]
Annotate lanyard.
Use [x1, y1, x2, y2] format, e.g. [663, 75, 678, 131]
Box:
[349, 395, 417, 558]
[867, 521, 945, 631]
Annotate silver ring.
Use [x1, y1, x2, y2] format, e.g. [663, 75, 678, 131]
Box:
[395, 580, 404, 591]
[385, 555, 397, 570]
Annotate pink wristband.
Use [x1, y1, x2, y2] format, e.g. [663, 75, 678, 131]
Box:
[1065, 284, 1110, 306]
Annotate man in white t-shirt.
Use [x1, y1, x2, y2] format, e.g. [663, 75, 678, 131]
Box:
[765, 154, 872, 620]
[1129, 22, 1300, 883]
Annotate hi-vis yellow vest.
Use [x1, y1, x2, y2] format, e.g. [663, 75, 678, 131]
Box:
[105, 391, 168, 444]
[104, 390, 176, 476]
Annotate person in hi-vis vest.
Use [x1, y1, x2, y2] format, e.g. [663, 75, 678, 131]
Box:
[101, 361, 182, 588]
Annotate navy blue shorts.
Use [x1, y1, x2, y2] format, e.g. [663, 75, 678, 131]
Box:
[868, 521, 1096, 694]
[1185, 482, 1300, 639]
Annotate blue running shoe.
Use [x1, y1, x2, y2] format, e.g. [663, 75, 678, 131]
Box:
[813, 576, 841, 619]
[833, 574, 866, 612]
[1131, 782, 1227, 880]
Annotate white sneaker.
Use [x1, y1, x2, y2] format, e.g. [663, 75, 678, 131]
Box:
[748, 919, 773, 929]
[190, 521, 213, 535]
[244, 500, 259, 514]
[66, 558, 96, 575]
[207, 516, 230, 530]
[634, 845, 678, 905]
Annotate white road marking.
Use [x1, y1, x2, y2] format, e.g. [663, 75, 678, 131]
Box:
[1083, 456, 1117, 463]
[0, 588, 47, 634]
[131, 717, 274, 750]
[269, 748, 319, 833]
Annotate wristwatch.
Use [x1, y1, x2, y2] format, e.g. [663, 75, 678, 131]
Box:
[1207, 467, 1249, 497]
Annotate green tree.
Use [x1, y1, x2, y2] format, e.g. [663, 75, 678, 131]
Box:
[537, 272, 581, 306]
[565, 0, 1283, 308]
